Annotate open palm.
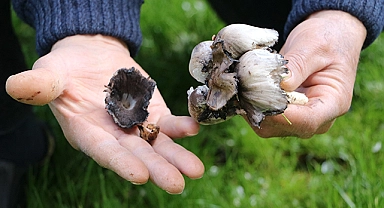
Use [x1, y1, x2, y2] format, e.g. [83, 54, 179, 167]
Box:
[6, 35, 204, 194]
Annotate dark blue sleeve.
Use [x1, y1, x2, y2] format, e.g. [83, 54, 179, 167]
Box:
[12, 0, 144, 56]
[284, 0, 384, 49]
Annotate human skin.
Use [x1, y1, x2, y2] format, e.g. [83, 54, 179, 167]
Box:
[250, 10, 367, 138]
[6, 35, 204, 194]
[5, 9, 367, 193]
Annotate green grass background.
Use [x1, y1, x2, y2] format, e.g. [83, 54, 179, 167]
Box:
[12, 0, 384, 207]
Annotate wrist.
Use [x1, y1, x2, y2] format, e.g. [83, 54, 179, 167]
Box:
[48, 34, 150, 80]
[51, 35, 130, 55]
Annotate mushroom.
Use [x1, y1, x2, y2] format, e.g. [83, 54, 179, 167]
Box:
[189, 41, 213, 84]
[187, 85, 243, 125]
[204, 24, 280, 111]
[187, 24, 308, 127]
[236, 49, 288, 127]
[212, 24, 279, 59]
[105, 67, 160, 142]
[286, 91, 309, 105]
[205, 42, 238, 111]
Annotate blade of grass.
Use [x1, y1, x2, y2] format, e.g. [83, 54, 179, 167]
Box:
[333, 182, 356, 208]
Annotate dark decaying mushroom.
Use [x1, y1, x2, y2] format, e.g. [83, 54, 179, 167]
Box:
[105, 67, 160, 142]
[187, 85, 244, 125]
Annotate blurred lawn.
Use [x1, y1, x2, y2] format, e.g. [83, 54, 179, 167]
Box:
[12, 0, 384, 207]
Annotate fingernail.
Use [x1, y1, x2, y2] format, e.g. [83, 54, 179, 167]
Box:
[181, 118, 199, 136]
[190, 174, 204, 180]
[282, 68, 292, 81]
[131, 181, 146, 185]
[166, 190, 183, 195]
[186, 131, 198, 137]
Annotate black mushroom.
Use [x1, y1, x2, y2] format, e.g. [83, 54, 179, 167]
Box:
[105, 67, 159, 142]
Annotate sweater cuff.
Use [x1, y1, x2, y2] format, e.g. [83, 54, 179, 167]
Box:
[284, 0, 384, 49]
[12, 0, 144, 56]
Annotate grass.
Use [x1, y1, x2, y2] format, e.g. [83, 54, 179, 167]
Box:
[11, 0, 384, 207]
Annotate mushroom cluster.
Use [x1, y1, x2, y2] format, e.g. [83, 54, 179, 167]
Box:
[187, 24, 308, 127]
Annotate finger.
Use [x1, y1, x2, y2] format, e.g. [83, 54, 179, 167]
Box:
[253, 110, 331, 139]
[157, 115, 200, 138]
[6, 68, 64, 105]
[151, 133, 204, 179]
[118, 133, 186, 194]
[280, 39, 331, 92]
[280, 52, 328, 92]
[252, 96, 337, 138]
[62, 115, 150, 184]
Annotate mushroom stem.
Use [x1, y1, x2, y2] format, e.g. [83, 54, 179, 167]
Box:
[286, 91, 309, 105]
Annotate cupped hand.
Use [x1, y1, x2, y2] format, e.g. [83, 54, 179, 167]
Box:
[252, 10, 367, 138]
[6, 35, 204, 194]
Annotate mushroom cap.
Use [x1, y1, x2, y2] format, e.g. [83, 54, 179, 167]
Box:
[105, 68, 156, 128]
[206, 39, 238, 111]
[188, 85, 242, 125]
[189, 41, 214, 83]
[214, 24, 279, 59]
[236, 49, 288, 127]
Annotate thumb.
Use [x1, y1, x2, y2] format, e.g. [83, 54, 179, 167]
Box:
[157, 115, 200, 139]
[279, 19, 334, 92]
[6, 68, 64, 105]
[279, 46, 329, 92]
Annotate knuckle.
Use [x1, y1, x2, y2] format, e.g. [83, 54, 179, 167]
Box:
[296, 122, 321, 138]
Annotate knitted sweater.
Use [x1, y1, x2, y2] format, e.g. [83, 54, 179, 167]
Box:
[285, 0, 384, 49]
[12, 0, 383, 56]
[12, 0, 144, 56]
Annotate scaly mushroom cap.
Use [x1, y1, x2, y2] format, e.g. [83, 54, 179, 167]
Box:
[205, 24, 278, 111]
[205, 61, 238, 111]
[105, 68, 156, 128]
[213, 24, 279, 59]
[206, 36, 238, 111]
[236, 49, 288, 127]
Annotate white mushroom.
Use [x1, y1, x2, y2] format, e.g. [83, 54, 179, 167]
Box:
[236, 49, 288, 127]
[212, 24, 279, 59]
[189, 41, 213, 83]
[187, 24, 308, 128]
[205, 24, 279, 111]
[286, 91, 309, 105]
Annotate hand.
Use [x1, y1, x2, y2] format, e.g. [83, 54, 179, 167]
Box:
[6, 35, 204, 194]
[251, 10, 367, 138]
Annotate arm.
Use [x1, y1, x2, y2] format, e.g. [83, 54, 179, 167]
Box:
[8, 0, 204, 194]
[252, 0, 384, 138]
